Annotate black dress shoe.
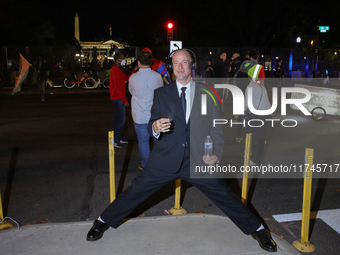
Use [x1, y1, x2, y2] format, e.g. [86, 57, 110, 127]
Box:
[251, 229, 277, 252]
[87, 220, 110, 241]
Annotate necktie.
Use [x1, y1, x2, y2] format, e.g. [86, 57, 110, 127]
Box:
[180, 87, 187, 117]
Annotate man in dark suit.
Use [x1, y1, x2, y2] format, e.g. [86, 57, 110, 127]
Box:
[86, 49, 277, 253]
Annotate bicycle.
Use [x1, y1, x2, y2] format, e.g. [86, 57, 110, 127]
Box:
[89, 70, 110, 89]
[101, 70, 110, 88]
[63, 72, 96, 89]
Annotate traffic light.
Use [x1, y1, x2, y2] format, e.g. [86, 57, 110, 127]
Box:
[166, 22, 174, 41]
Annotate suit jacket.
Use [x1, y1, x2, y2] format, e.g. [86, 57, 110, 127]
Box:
[146, 80, 224, 173]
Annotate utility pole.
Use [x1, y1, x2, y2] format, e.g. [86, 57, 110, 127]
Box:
[314, 20, 320, 77]
[110, 25, 112, 40]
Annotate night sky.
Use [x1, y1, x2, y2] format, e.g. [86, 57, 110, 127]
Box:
[2, 0, 340, 48]
[28, 0, 169, 42]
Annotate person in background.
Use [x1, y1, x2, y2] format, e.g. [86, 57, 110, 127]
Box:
[227, 52, 241, 79]
[142, 48, 172, 85]
[234, 70, 250, 143]
[243, 49, 266, 87]
[214, 52, 228, 78]
[109, 53, 129, 148]
[273, 60, 285, 88]
[129, 50, 163, 170]
[203, 59, 214, 78]
[236, 49, 267, 145]
[244, 50, 250, 61]
[244, 76, 272, 165]
[90, 58, 99, 81]
[228, 55, 241, 79]
[37, 56, 47, 102]
[214, 52, 229, 114]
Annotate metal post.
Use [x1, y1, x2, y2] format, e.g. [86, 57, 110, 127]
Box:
[241, 133, 252, 204]
[174, 179, 181, 209]
[168, 179, 187, 215]
[315, 20, 320, 77]
[0, 191, 13, 230]
[292, 148, 315, 252]
[108, 131, 116, 203]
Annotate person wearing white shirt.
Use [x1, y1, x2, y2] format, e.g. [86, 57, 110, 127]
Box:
[244, 80, 272, 165]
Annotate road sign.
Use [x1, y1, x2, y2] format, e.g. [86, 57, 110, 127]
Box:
[170, 41, 182, 55]
[319, 26, 329, 33]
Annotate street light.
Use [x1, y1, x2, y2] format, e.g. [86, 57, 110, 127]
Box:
[296, 37, 301, 43]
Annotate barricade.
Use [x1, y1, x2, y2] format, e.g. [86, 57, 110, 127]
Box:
[168, 179, 187, 215]
[0, 190, 13, 230]
[108, 131, 116, 203]
[292, 148, 315, 252]
[241, 133, 252, 204]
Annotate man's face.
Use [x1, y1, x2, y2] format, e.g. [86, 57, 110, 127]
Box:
[118, 54, 126, 66]
[172, 50, 191, 85]
[220, 53, 227, 61]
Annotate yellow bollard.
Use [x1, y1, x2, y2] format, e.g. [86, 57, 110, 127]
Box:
[108, 131, 116, 203]
[241, 133, 252, 205]
[0, 191, 13, 230]
[292, 148, 315, 252]
[168, 179, 187, 215]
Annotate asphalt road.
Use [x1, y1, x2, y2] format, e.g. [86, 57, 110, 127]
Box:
[1, 85, 340, 254]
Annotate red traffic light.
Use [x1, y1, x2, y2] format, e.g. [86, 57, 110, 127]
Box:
[167, 22, 174, 30]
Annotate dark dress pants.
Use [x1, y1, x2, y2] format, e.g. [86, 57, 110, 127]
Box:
[101, 148, 261, 235]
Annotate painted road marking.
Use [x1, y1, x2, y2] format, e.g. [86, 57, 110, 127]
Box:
[273, 209, 340, 234]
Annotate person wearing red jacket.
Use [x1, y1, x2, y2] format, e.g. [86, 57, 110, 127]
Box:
[109, 53, 129, 148]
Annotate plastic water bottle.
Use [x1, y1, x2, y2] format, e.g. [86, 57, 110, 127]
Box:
[204, 136, 213, 158]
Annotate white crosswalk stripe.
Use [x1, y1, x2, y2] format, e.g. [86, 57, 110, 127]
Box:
[273, 209, 340, 234]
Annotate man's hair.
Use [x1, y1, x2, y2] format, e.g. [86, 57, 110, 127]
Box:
[138, 51, 152, 66]
[114, 52, 121, 62]
[172, 49, 191, 61]
[250, 49, 259, 60]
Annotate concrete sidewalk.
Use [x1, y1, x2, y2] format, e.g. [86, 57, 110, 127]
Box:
[0, 214, 300, 255]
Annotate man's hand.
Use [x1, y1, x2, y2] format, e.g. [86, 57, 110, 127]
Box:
[125, 102, 129, 107]
[153, 118, 171, 133]
[202, 155, 219, 166]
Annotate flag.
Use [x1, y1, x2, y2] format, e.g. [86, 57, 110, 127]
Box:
[12, 54, 31, 95]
